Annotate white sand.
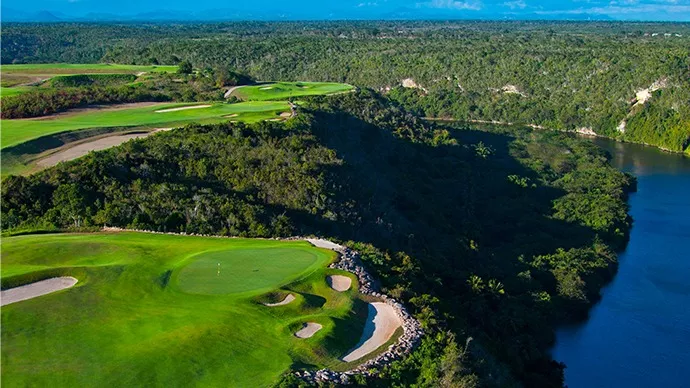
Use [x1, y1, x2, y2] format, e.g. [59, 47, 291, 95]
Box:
[327, 275, 352, 292]
[1, 277, 78, 306]
[224, 113, 239, 118]
[342, 302, 402, 362]
[295, 322, 323, 338]
[223, 85, 245, 98]
[155, 104, 211, 113]
[305, 238, 344, 250]
[280, 112, 292, 118]
[259, 86, 274, 90]
[263, 294, 296, 307]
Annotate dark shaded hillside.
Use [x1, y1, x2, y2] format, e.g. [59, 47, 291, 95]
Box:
[1, 91, 635, 387]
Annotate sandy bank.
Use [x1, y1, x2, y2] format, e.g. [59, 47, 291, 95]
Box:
[1, 277, 78, 306]
[263, 294, 295, 307]
[342, 302, 402, 362]
[295, 322, 322, 338]
[155, 104, 211, 113]
[327, 275, 352, 292]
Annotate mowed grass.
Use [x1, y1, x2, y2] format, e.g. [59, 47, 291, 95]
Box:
[176, 248, 320, 295]
[231, 82, 353, 101]
[1, 232, 367, 387]
[1, 101, 291, 149]
[1, 63, 177, 76]
[1, 86, 32, 98]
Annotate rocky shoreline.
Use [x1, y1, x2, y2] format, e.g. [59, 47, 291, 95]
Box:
[295, 238, 424, 385]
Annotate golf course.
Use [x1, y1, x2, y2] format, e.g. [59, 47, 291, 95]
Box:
[1, 101, 291, 149]
[1, 63, 178, 97]
[229, 82, 354, 101]
[0, 232, 389, 387]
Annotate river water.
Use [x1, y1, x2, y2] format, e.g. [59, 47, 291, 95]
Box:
[553, 138, 690, 388]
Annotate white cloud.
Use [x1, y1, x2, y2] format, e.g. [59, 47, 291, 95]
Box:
[417, 0, 483, 10]
[534, 3, 690, 14]
[503, 0, 527, 9]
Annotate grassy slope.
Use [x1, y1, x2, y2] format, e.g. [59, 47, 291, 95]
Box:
[1, 101, 290, 149]
[1, 232, 367, 387]
[0, 86, 32, 98]
[232, 82, 353, 101]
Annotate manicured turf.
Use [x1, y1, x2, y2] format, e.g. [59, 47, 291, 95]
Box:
[176, 248, 320, 295]
[1, 232, 366, 387]
[231, 82, 353, 101]
[1, 63, 177, 75]
[1, 101, 291, 149]
[0, 86, 32, 98]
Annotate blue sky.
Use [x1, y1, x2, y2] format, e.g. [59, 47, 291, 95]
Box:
[3, 0, 690, 21]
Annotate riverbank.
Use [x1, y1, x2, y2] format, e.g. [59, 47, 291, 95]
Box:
[424, 117, 689, 156]
[553, 137, 690, 388]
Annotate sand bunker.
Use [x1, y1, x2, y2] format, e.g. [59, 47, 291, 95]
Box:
[155, 104, 211, 113]
[259, 86, 274, 90]
[263, 294, 296, 307]
[280, 112, 292, 118]
[305, 238, 344, 250]
[223, 113, 239, 118]
[295, 322, 323, 338]
[36, 132, 152, 167]
[342, 302, 402, 362]
[327, 275, 352, 292]
[1, 277, 78, 306]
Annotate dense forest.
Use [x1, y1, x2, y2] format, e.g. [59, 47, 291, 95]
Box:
[2, 21, 689, 152]
[1, 91, 635, 387]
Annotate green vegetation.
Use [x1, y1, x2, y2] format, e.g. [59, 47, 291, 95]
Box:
[1, 63, 177, 75]
[0, 86, 31, 98]
[5, 22, 685, 152]
[231, 82, 353, 101]
[1, 101, 290, 149]
[2, 91, 635, 386]
[1, 232, 372, 387]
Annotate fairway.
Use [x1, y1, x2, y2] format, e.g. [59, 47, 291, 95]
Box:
[1, 63, 177, 76]
[1, 101, 291, 149]
[1, 232, 369, 387]
[231, 82, 353, 101]
[176, 248, 320, 295]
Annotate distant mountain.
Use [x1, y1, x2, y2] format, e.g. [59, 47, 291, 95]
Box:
[2, 7, 62, 22]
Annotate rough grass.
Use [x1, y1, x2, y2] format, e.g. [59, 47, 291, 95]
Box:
[1, 232, 370, 387]
[1, 101, 291, 149]
[231, 82, 353, 101]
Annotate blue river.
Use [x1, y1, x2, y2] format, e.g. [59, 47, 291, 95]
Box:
[552, 138, 690, 387]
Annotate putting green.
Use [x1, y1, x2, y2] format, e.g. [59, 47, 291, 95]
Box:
[231, 82, 353, 101]
[1, 232, 368, 387]
[176, 248, 320, 295]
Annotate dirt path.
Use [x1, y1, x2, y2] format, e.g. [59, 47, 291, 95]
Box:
[342, 302, 402, 362]
[327, 275, 352, 292]
[35, 129, 171, 168]
[295, 322, 323, 338]
[1, 277, 78, 306]
[155, 104, 211, 113]
[263, 294, 296, 307]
